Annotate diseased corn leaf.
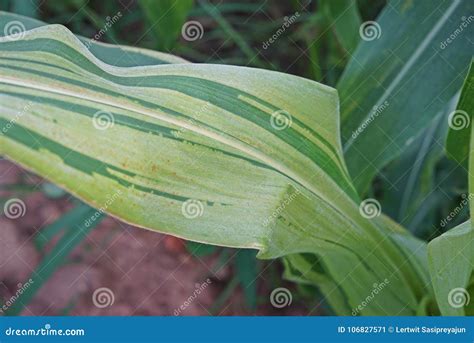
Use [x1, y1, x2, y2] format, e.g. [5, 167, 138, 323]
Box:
[0, 22, 430, 315]
[446, 61, 474, 164]
[283, 254, 352, 315]
[428, 220, 473, 316]
[0, 11, 188, 66]
[139, 0, 194, 51]
[338, 0, 474, 195]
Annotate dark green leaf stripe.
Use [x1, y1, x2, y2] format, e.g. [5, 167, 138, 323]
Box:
[0, 37, 355, 199]
[0, 88, 278, 173]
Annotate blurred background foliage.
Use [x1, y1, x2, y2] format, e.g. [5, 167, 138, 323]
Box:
[0, 0, 470, 315]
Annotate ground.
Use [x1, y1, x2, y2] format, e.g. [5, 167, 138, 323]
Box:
[0, 159, 314, 316]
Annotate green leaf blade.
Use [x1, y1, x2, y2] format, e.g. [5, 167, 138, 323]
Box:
[339, 0, 474, 194]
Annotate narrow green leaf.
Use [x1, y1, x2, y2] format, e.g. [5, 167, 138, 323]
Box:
[139, 0, 194, 51]
[235, 249, 258, 310]
[34, 203, 92, 251]
[320, 0, 361, 53]
[4, 207, 104, 315]
[198, 0, 265, 68]
[446, 60, 474, 164]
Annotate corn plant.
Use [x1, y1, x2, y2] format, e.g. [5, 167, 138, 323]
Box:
[0, 0, 473, 316]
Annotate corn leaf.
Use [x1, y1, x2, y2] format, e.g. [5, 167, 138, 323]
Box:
[0, 11, 188, 66]
[428, 220, 473, 315]
[338, 0, 473, 194]
[380, 99, 454, 235]
[446, 61, 474, 164]
[0, 18, 430, 315]
[428, 60, 474, 316]
[320, 0, 361, 54]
